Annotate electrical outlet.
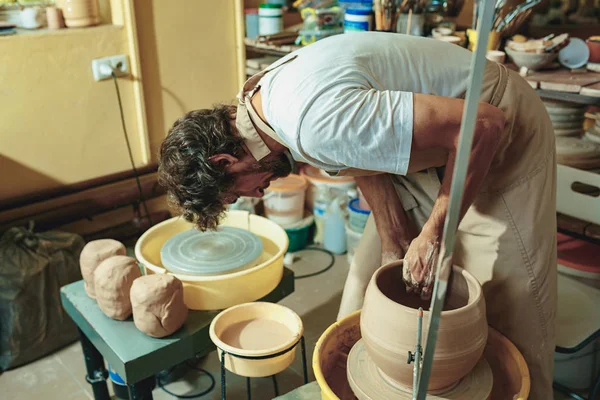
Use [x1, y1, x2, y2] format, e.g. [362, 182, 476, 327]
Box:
[91, 55, 129, 81]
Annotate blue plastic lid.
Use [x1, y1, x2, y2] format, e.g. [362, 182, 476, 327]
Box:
[348, 198, 371, 214]
[160, 226, 263, 276]
[345, 8, 372, 16]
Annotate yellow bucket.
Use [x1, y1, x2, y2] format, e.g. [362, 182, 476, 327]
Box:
[313, 310, 530, 400]
[135, 211, 289, 310]
[467, 29, 502, 51]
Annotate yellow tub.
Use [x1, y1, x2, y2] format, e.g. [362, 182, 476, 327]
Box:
[313, 310, 530, 400]
[210, 302, 303, 378]
[135, 211, 289, 310]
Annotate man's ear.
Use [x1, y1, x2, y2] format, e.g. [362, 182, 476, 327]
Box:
[209, 154, 239, 172]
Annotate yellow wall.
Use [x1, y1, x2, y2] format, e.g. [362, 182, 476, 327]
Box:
[134, 0, 240, 161]
[0, 25, 143, 202]
[0, 0, 240, 207]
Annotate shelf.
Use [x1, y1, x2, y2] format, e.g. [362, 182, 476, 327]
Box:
[537, 89, 600, 105]
[0, 24, 123, 40]
[244, 37, 300, 57]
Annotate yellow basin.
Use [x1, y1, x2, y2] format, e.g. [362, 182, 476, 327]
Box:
[313, 310, 530, 400]
[135, 211, 289, 310]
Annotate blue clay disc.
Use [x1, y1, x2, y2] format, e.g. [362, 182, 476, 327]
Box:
[160, 227, 263, 276]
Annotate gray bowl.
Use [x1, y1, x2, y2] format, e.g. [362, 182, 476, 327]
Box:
[505, 47, 558, 71]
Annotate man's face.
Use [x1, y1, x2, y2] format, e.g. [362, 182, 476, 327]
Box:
[222, 152, 291, 204]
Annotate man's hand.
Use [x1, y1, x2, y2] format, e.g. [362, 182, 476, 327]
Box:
[403, 232, 440, 299]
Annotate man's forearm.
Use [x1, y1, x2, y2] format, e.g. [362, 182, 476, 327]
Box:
[355, 174, 418, 254]
[422, 118, 503, 238]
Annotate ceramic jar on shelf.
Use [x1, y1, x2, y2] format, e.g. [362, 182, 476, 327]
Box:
[56, 0, 100, 28]
[360, 260, 488, 392]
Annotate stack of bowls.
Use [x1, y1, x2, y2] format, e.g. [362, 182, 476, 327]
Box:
[544, 100, 587, 137]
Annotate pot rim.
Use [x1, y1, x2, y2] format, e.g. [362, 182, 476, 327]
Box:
[372, 260, 483, 317]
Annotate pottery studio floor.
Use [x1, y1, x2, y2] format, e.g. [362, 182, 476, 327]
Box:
[0, 248, 576, 400]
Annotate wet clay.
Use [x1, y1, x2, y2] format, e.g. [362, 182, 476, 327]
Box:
[361, 261, 488, 392]
[80, 239, 126, 299]
[220, 319, 295, 350]
[377, 263, 469, 311]
[130, 274, 188, 338]
[93, 255, 141, 320]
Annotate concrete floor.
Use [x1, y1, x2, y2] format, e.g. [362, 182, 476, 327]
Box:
[0, 249, 580, 400]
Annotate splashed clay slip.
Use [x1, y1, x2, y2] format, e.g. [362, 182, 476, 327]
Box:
[360, 260, 488, 392]
[80, 239, 126, 299]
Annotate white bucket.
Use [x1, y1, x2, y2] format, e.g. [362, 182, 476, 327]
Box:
[300, 165, 355, 210]
[264, 174, 308, 226]
[345, 222, 362, 265]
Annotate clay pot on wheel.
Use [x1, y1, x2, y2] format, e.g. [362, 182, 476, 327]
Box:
[360, 261, 488, 392]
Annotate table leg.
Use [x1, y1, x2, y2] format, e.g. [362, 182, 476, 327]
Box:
[128, 375, 156, 400]
[78, 328, 110, 400]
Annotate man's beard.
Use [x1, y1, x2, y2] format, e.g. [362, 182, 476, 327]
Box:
[255, 152, 292, 178]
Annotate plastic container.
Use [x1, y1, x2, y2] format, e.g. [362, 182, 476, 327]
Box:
[263, 174, 308, 226]
[209, 302, 303, 378]
[345, 222, 362, 265]
[259, 4, 283, 36]
[284, 215, 315, 253]
[338, 0, 373, 10]
[300, 164, 355, 210]
[107, 364, 129, 399]
[245, 8, 259, 39]
[312, 185, 332, 244]
[348, 198, 370, 233]
[323, 197, 347, 255]
[298, 28, 344, 45]
[300, 6, 344, 31]
[344, 7, 372, 32]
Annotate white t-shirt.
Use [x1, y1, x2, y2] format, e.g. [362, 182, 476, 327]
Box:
[259, 32, 474, 176]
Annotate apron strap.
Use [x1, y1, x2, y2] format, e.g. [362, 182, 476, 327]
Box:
[236, 55, 297, 161]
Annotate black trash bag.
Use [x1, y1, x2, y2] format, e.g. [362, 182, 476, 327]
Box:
[0, 226, 85, 371]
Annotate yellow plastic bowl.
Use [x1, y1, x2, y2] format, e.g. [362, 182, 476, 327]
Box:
[134, 211, 289, 310]
[313, 310, 530, 400]
[209, 302, 304, 378]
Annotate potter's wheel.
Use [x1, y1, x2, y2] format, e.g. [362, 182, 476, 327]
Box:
[347, 339, 493, 400]
[160, 226, 263, 276]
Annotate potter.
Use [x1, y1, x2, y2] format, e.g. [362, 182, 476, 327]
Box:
[158, 31, 556, 398]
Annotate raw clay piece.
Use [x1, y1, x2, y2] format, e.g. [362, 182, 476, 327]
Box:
[94, 255, 142, 320]
[80, 239, 126, 298]
[130, 275, 188, 338]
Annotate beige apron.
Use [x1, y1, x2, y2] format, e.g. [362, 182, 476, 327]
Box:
[238, 59, 557, 399]
[338, 62, 557, 399]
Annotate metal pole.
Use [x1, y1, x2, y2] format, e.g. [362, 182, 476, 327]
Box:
[415, 0, 496, 397]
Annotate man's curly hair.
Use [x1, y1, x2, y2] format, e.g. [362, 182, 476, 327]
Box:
[158, 105, 243, 231]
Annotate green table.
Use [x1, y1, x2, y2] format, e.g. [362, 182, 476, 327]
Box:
[60, 268, 295, 400]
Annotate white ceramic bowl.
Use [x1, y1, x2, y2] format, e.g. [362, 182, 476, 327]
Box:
[505, 47, 558, 70]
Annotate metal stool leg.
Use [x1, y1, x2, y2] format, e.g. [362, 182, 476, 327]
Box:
[127, 375, 155, 400]
[272, 375, 279, 397]
[78, 328, 110, 400]
[246, 377, 252, 400]
[300, 336, 308, 384]
[221, 350, 227, 400]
